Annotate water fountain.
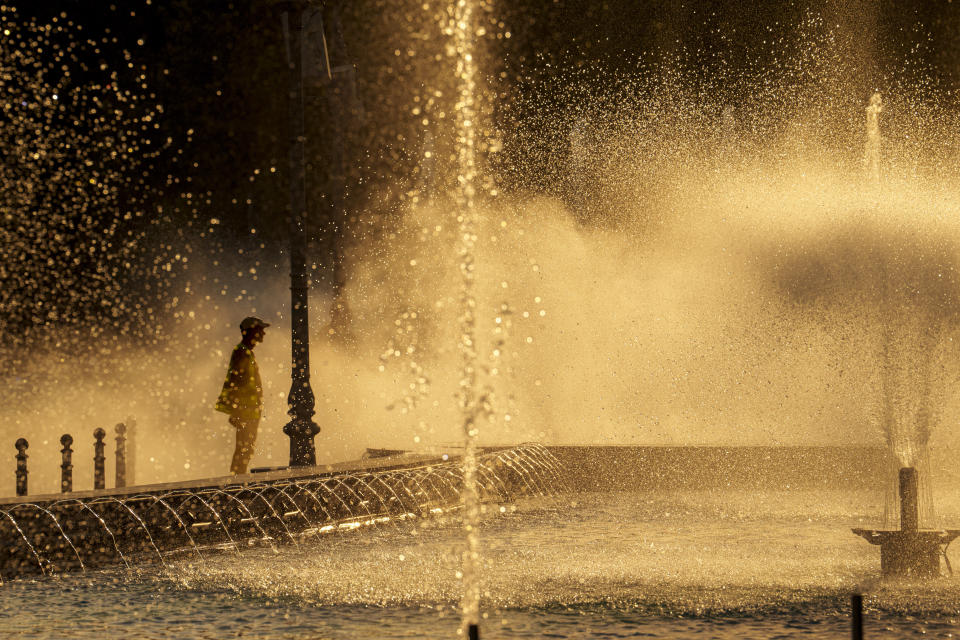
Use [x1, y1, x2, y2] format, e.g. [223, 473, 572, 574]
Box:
[755, 90, 960, 577]
[854, 467, 960, 578]
[6, 2, 960, 639]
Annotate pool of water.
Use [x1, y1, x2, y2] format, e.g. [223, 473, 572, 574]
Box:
[5, 488, 960, 638]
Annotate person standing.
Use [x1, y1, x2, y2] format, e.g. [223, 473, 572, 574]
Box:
[216, 316, 269, 474]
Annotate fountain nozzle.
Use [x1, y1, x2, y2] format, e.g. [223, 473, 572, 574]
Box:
[853, 466, 959, 579]
[899, 466, 919, 532]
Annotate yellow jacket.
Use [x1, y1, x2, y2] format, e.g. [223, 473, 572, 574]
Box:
[215, 344, 262, 421]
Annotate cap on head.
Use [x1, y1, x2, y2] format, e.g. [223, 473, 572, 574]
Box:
[240, 316, 271, 332]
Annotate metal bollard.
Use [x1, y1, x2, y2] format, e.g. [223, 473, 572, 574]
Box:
[14, 438, 28, 497]
[93, 428, 106, 490]
[60, 434, 74, 493]
[115, 423, 126, 488]
[851, 594, 863, 640]
[126, 416, 137, 486]
[468, 624, 479, 640]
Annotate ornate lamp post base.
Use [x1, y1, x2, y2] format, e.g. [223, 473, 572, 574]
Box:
[283, 417, 321, 467]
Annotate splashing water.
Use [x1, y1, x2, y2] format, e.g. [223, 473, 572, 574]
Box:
[5, 1, 960, 535]
[8, 4, 960, 637]
[4, 6, 960, 503]
[0, 6, 166, 348]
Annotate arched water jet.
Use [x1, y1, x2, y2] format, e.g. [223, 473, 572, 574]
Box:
[312, 477, 363, 522]
[255, 483, 322, 541]
[128, 496, 204, 562]
[0, 445, 562, 578]
[414, 466, 452, 498]
[504, 447, 554, 496]
[321, 476, 377, 524]
[232, 486, 300, 546]
[346, 474, 399, 527]
[8, 503, 85, 573]
[286, 481, 336, 525]
[435, 466, 466, 497]
[381, 469, 428, 514]
[49, 499, 129, 569]
[162, 491, 240, 555]
[521, 444, 571, 492]
[509, 448, 558, 492]
[512, 446, 566, 493]
[202, 489, 275, 548]
[368, 472, 419, 516]
[89, 497, 165, 564]
[475, 463, 509, 502]
[0, 509, 45, 578]
[410, 468, 455, 505]
[397, 469, 433, 505]
[502, 449, 549, 496]
[491, 450, 544, 497]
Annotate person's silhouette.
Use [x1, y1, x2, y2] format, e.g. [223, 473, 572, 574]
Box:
[215, 316, 269, 474]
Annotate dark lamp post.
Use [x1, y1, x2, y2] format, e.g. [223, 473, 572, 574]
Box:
[278, 0, 321, 466]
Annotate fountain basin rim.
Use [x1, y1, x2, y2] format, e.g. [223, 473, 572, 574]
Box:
[0, 451, 458, 505]
[851, 528, 960, 546]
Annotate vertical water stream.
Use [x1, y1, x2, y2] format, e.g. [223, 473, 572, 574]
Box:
[451, 0, 482, 635]
[866, 92, 939, 528]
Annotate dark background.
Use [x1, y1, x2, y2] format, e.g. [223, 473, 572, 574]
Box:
[16, 0, 960, 240]
[6, 0, 960, 342]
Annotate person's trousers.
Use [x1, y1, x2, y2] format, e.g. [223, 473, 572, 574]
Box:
[229, 417, 259, 474]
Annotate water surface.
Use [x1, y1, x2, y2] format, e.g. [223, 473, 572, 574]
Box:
[5, 488, 960, 638]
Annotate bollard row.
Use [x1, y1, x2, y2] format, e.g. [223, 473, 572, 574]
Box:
[15, 423, 132, 497]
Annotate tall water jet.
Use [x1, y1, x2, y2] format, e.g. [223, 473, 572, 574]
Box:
[865, 91, 937, 527]
[450, 0, 482, 635]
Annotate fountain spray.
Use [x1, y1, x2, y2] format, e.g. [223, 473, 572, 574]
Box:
[450, 0, 482, 635]
[851, 92, 959, 577]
